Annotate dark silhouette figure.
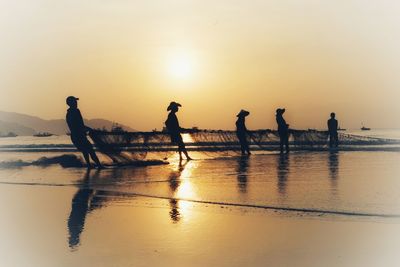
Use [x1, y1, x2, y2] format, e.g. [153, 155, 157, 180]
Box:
[165, 101, 192, 160]
[66, 96, 103, 169]
[236, 156, 249, 194]
[276, 108, 289, 153]
[277, 154, 289, 197]
[236, 110, 251, 155]
[327, 112, 339, 148]
[67, 169, 96, 249]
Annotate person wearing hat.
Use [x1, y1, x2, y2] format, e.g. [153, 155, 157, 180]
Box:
[165, 101, 192, 161]
[276, 108, 290, 153]
[327, 112, 339, 148]
[66, 96, 103, 169]
[236, 109, 251, 155]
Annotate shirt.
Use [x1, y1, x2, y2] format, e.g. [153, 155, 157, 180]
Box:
[66, 108, 86, 136]
[328, 118, 338, 132]
[165, 112, 180, 134]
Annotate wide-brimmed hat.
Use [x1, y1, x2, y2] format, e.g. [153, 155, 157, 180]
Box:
[167, 101, 182, 111]
[276, 108, 285, 114]
[66, 96, 79, 106]
[237, 109, 250, 117]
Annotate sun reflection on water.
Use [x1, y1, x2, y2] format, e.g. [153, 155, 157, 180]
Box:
[168, 159, 198, 222]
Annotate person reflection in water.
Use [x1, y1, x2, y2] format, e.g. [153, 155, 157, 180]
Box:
[66, 96, 103, 169]
[165, 101, 192, 161]
[236, 110, 251, 155]
[168, 161, 188, 223]
[328, 151, 339, 193]
[277, 154, 289, 196]
[67, 169, 97, 249]
[276, 108, 289, 154]
[327, 112, 339, 148]
[236, 157, 249, 194]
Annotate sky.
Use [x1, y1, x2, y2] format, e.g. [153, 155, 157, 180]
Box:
[0, 0, 400, 130]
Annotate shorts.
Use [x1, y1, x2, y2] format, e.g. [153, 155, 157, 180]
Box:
[71, 134, 94, 152]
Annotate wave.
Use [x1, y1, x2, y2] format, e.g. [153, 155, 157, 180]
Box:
[1, 143, 400, 153]
[0, 154, 167, 168]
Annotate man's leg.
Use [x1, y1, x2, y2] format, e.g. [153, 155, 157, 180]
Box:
[82, 151, 91, 168]
[285, 136, 290, 153]
[244, 139, 251, 155]
[334, 132, 339, 147]
[279, 135, 284, 153]
[179, 142, 192, 160]
[89, 149, 103, 168]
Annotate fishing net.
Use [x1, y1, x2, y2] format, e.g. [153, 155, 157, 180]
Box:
[89, 129, 400, 162]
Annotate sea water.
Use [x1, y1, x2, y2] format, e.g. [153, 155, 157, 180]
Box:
[0, 129, 399, 218]
[0, 130, 400, 266]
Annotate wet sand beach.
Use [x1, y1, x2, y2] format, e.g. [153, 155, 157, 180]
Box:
[0, 151, 400, 266]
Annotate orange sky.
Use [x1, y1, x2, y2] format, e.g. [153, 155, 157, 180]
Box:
[0, 1, 400, 130]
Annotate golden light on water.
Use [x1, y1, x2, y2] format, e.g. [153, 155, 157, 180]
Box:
[169, 160, 198, 221]
[181, 133, 194, 144]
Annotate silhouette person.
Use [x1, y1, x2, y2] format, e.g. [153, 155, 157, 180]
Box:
[165, 101, 192, 161]
[66, 96, 103, 169]
[327, 112, 339, 148]
[276, 108, 289, 153]
[236, 110, 251, 155]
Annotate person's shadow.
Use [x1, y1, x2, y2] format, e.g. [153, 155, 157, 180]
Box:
[67, 169, 100, 250]
[236, 156, 249, 194]
[168, 160, 188, 223]
[277, 154, 290, 197]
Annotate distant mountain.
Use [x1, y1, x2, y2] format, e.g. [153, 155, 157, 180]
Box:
[0, 120, 36, 136]
[0, 111, 135, 136]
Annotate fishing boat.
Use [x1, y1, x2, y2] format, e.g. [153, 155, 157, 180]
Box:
[0, 132, 18, 138]
[33, 132, 54, 137]
[361, 123, 371, 131]
[337, 126, 346, 131]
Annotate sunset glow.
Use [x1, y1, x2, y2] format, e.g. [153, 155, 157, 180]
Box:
[167, 52, 196, 80]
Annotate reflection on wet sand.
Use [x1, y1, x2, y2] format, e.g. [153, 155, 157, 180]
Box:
[168, 161, 186, 222]
[67, 169, 98, 249]
[277, 154, 290, 198]
[328, 151, 339, 194]
[67, 168, 144, 249]
[168, 160, 197, 223]
[236, 156, 249, 194]
[67, 160, 199, 249]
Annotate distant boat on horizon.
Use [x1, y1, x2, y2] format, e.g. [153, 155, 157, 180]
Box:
[338, 126, 346, 131]
[33, 132, 54, 137]
[0, 132, 18, 138]
[361, 123, 371, 131]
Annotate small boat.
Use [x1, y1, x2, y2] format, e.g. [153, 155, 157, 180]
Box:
[337, 126, 346, 131]
[34, 132, 54, 137]
[361, 126, 371, 131]
[0, 132, 18, 138]
[111, 123, 126, 133]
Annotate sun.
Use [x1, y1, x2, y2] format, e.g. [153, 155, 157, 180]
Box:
[167, 53, 195, 80]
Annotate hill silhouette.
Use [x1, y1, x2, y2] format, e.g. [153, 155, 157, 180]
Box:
[0, 111, 135, 136]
